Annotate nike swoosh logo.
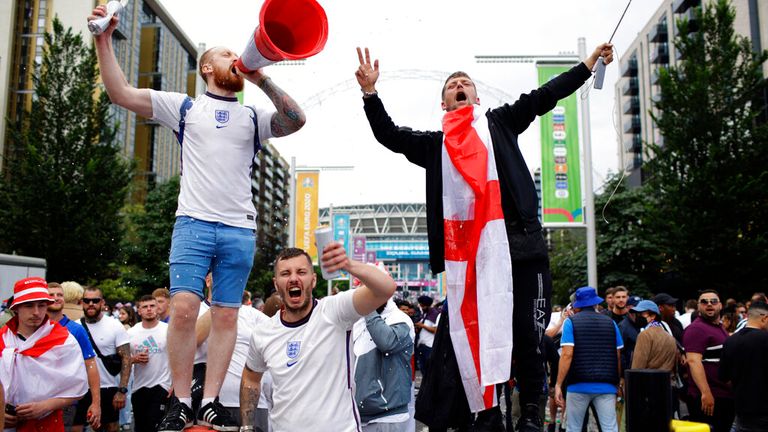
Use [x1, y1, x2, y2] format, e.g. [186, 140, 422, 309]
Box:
[287, 360, 298, 367]
[216, 125, 227, 129]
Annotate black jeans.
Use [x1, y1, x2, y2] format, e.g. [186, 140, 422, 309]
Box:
[511, 257, 552, 406]
[132, 385, 169, 432]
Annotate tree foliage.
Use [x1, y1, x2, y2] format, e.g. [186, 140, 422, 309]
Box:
[647, 0, 768, 299]
[549, 174, 662, 303]
[121, 176, 180, 293]
[0, 19, 132, 282]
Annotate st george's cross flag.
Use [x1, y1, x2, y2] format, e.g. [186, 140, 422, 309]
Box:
[441, 104, 514, 412]
[0, 317, 88, 421]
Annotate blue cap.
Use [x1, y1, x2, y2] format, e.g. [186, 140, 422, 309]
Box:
[572, 287, 603, 309]
[632, 300, 660, 315]
[627, 295, 643, 308]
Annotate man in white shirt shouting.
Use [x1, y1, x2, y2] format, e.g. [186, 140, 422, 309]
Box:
[239, 245, 397, 431]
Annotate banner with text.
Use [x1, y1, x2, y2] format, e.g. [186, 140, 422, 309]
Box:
[352, 236, 366, 261]
[333, 213, 351, 254]
[537, 64, 584, 225]
[295, 171, 320, 262]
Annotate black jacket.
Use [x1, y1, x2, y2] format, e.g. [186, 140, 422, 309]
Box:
[363, 63, 592, 273]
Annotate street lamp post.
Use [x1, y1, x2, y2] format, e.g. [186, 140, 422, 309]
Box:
[475, 38, 599, 288]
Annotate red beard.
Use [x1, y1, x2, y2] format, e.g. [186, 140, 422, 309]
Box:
[213, 65, 244, 93]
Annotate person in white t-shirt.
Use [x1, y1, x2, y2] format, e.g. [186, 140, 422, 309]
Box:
[198, 300, 270, 430]
[239, 245, 397, 432]
[128, 295, 172, 432]
[75, 286, 131, 432]
[88, 4, 306, 432]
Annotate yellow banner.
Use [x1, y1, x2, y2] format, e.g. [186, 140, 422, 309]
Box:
[295, 171, 320, 262]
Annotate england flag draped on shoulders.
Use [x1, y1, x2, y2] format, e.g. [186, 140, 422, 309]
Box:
[0, 316, 88, 421]
[441, 104, 514, 413]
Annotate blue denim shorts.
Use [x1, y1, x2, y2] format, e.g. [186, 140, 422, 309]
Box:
[169, 216, 255, 308]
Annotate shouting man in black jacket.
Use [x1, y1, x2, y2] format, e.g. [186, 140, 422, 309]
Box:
[355, 44, 613, 432]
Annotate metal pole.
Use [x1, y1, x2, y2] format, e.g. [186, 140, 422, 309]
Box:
[288, 157, 296, 247]
[328, 203, 333, 297]
[578, 37, 598, 288]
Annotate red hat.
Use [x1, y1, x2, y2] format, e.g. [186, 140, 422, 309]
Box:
[11, 277, 53, 309]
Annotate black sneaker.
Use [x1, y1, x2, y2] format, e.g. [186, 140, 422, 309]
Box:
[157, 397, 194, 432]
[197, 397, 239, 431]
[516, 403, 543, 432]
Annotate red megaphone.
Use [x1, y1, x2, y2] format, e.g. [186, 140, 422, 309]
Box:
[236, 0, 329, 73]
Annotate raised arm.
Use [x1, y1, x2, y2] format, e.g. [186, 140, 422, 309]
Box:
[321, 242, 397, 316]
[88, 6, 152, 118]
[355, 47, 434, 168]
[365, 315, 413, 354]
[498, 43, 614, 135]
[242, 70, 306, 137]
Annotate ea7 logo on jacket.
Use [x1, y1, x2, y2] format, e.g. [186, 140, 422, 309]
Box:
[215, 110, 229, 123]
[286, 341, 301, 367]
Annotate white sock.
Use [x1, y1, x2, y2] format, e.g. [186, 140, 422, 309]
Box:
[201, 397, 215, 407]
[178, 397, 192, 409]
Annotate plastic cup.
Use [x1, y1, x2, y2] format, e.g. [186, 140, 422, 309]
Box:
[315, 226, 341, 280]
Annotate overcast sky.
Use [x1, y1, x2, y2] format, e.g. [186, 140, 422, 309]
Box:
[158, 0, 664, 207]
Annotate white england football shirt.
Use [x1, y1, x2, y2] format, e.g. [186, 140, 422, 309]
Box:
[246, 290, 362, 432]
[150, 90, 275, 229]
[127, 321, 171, 392]
[84, 316, 130, 388]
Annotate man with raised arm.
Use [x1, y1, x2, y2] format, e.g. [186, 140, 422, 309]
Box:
[87, 4, 306, 431]
[355, 44, 612, 432]
[239, 245, 397, 431]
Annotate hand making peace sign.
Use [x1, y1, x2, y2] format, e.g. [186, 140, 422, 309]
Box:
[355, 47, 379, 94]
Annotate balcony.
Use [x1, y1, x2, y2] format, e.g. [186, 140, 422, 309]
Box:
[649, 23, 668, 43]
[622, 77, 639, 96]
[623, 115, 641, 134]
[623, 96, 640, 115]
[651, 43, 669, 64]
[673, 0, 700, 14]
[620, 58, 638, 77]
[680, 7, 700, 33]
[623, 134, 642, 153]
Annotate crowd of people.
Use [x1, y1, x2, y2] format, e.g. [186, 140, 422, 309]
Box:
[542, 286, 768, 432]
[3, 273, 766, 432]
[5, 4, 762, 432]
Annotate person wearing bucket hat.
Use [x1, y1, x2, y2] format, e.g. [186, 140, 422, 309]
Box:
[0, 277, 89, 431]
[356, 44, 615, 432]
[630, 300, 677, 373]
[554, 287, 623, 432]
[87, 3, 308, 431]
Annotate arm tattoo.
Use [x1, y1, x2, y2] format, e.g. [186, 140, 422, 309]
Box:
[117, 344, 131, 388]
[259, 78, 306, 137]
[239, 370, 262, 426]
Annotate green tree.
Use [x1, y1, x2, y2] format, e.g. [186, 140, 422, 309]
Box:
[548, 174, 663, 303]
[593, 175, 662, 299]
[548, 228, 586, 305]
[121, 176, 180, 293]
[648, 0, 768, 299]
[0, 18, 132, 282]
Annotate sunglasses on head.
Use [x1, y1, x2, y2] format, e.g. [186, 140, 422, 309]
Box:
[82, 297, 102, 304]
[699, 298, 720, 305]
